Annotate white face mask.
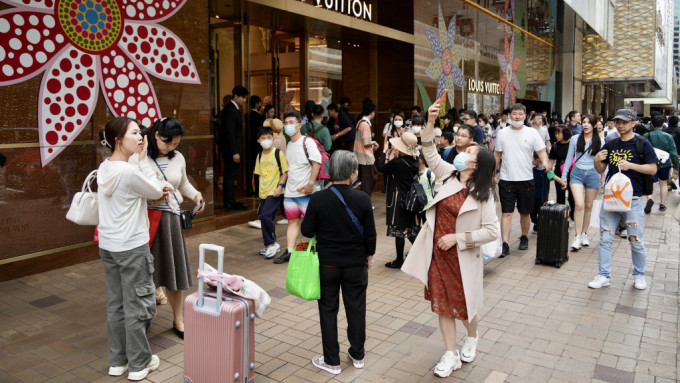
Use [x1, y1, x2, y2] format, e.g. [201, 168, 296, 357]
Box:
[260, 139, 273, 149]
[509, 119, 524, 128]
[393, 120, 403, 128]
[411, 126, 422, 134]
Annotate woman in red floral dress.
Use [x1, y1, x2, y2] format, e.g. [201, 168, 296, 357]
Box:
[403, 100, 499, 378]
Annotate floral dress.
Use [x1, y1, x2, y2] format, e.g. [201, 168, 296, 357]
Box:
[424, 189, 468, 320]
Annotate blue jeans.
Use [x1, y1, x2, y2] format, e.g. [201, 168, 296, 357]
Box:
[598, 198, 646, 278]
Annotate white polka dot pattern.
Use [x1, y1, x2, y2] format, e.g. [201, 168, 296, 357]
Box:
[0, 11, 68, 85]
[100, 46, 161, 129]
[120, 0, 183, 22]
[120, 22, 199, 84]
[38, 47, 98, 164]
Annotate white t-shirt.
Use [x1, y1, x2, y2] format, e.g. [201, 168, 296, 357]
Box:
[535, 126, 550, 144]
[495, 125, 546, 181]
[284, 137, 322, 198]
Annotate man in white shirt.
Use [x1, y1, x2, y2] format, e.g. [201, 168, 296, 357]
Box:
[494, 104, 550, 256]
[274, 111, 322, 264]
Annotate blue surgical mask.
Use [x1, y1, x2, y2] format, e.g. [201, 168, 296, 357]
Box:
[284, 124, 297, 136]
[454, 152, 470, 171]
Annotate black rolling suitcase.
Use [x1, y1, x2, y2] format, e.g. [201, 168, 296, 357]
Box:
[535, 203, 569, 268]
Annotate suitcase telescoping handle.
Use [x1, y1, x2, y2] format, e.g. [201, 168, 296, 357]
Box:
[196, 244, 225, 316]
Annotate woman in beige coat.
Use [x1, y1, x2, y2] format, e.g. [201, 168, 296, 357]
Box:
[402, 101, 498, 378]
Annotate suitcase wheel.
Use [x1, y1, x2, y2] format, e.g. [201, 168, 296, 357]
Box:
[555, 262, 561, 268]
[535, 258, 541, 265]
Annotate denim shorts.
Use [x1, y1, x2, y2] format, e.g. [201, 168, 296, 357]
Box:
[569, 167, 601, 189]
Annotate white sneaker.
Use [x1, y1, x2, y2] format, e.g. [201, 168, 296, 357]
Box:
[620, 229, 628, 238]
[258, 247, 267, 256]
[433, 350, 461, 378]
[588, 275, 611, 289]
[634, 275, 647, 290]
[264, 243, 281, 259]
[277, 219, 288, 225]
[570, 236, 581, 251]
[248, 220, 261, 229]
[108, 364, 128, 376]
[581, 233, 589, 247]
[460, 335, 478, 363]
[127, 355, 159, 381]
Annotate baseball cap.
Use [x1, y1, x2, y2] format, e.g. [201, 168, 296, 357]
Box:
[613, 109, 635, 121]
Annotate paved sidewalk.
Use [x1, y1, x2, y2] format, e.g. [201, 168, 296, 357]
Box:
[0, 192, 678, 382]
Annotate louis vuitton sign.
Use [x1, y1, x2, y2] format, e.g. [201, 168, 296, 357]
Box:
[300, 0, 373, 21]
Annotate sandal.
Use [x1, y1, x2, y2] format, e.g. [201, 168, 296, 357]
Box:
[312, 356, 341, 375]
[155, 288, 168, 305]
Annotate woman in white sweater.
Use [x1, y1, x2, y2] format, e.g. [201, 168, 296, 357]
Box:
[97, 117, 166, 381]
[146, 118, 204, 339]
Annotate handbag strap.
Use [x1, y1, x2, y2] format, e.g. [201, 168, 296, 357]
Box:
[153, 159, 182, 214]
[330, 186, 364, 238]
[82, 169, 97, 193]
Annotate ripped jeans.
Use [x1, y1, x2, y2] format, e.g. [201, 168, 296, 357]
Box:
[598, 198, 646, 278]
[100, 244, 157, 371]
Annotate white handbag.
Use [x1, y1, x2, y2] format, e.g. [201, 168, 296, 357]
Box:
[66, 170, 99, 225]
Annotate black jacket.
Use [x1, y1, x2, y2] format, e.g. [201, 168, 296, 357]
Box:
[376, 153, 419, 229]
[220, 102, 242, 156]
[301, 185, 376, 267]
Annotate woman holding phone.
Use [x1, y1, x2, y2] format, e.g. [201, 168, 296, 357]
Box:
[146, 118, 204, 339]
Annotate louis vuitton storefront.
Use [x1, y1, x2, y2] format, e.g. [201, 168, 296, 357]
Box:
[0, 0, 558, 279]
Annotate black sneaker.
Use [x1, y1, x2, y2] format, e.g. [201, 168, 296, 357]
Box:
[659, 204, 667, 212]
[644, 199, 654, 214]
[500, 242, 509, 258]
[518, 235, 529, 250]
[532, 224, 538, 233]
[273, 250, 291, 264]
[385, 259, 403, 268]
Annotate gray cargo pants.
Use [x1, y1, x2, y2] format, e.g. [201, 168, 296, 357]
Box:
[100, 244, 157, 371]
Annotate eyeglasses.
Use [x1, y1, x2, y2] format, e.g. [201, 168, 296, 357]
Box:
[455, 133, 470, 138]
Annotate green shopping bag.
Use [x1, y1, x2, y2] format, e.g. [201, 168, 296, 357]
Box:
[286, 236, 321, 300]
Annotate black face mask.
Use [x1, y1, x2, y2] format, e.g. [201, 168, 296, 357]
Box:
[341, 106, 350, 113]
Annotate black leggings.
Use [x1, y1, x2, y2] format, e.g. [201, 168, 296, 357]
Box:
[395, 236, 416, 262]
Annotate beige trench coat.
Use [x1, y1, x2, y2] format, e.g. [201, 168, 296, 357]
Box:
[401, 129, 498, 322]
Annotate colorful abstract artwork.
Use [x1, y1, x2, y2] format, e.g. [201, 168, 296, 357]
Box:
[277, 79, 295, 120]
[424, 3, 464, 110]
[497, 28, 522, 109]
[0, 0, 200, 165]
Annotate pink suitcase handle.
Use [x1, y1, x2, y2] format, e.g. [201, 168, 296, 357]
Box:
[196, 244, 225, 316]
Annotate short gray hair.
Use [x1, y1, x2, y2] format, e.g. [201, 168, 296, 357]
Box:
[329, 150, 358, 181]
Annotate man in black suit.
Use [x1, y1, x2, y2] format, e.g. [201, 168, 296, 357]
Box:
[247, 95, 265, 196]
[330, 97, 356, 152]
[220, 85, 248, 211]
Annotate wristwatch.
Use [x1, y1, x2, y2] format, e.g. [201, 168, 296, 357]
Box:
[278, 183, 285, 188]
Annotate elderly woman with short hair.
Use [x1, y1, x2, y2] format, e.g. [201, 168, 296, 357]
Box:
[301, 150, 377, 375]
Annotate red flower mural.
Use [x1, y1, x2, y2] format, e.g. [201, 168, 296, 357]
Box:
[0, 0, 200, 165]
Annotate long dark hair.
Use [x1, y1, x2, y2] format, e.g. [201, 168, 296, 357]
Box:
[467, 146, 496, 202]
[576, 114, 600, 154]
[147, 118, 185, 160]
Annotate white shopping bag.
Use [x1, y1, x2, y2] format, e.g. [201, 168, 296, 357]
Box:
[654, 148, 670, 164]
[603, 169, 633, 212]
[590, 200, 602, 228]
[481, 221, 502, 260]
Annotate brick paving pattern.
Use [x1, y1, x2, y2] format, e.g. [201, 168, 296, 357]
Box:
[0, 192, 678, 382]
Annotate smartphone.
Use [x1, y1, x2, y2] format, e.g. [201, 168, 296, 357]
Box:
[436, 89, 447, 104]
[192, 199, 204, 217]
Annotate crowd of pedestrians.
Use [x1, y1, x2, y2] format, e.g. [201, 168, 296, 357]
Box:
[93, 84, 679, 380]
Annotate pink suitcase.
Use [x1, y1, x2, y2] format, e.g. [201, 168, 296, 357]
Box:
[184, 244, 255, 383]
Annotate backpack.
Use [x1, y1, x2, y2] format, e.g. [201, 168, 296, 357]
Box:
[399, 159, 427, 212]
[302, 136, 330, 180]
[604, 136, 654, 196]
[401, 173, 428, 212]
[307, 122, 325, 140]
[257, 149, 282, 176]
